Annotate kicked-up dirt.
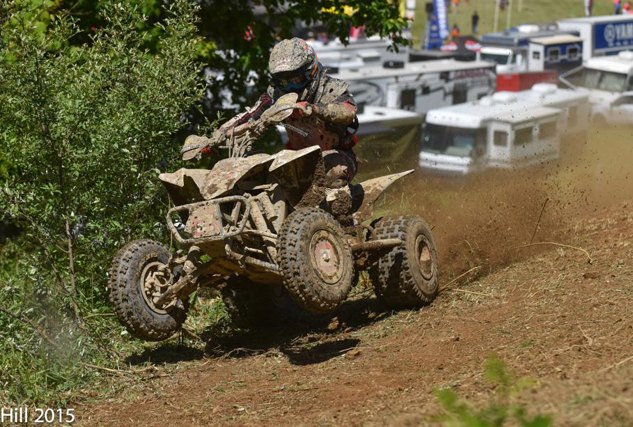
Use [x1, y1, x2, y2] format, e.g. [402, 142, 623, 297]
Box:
[77, 126, 633, 426]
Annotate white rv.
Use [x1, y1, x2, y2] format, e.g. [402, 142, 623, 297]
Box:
[517, 83, 591, 136]
[419, 85, 589, 174]
[332, 59, 496, 115]
[561, 51, 633, 125]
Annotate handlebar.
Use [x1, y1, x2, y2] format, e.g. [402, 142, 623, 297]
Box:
[182, 94, 308, 160]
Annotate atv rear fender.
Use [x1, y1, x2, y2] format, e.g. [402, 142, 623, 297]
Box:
[346, 170, 414, 224]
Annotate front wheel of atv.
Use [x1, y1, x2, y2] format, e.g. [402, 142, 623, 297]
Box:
[109, 239, 188, 341]
[369, 216, 439, 309]
[278, 207, 354, 313]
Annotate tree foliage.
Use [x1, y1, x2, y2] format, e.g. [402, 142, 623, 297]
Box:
[0, 0, 202, 404]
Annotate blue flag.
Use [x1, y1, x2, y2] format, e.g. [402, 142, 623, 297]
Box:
[434, 0, 449, 39]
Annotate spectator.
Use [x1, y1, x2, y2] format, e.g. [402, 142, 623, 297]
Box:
[615, 0, 622, 14]
[585, 0, 593, 16]
[624, 0, 632, 13]
[451, 0, 460, 13]
[451, 23, 461, 40]
[471, 11, 480, 34]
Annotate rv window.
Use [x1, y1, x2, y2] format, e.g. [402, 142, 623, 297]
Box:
[453, 84, 468, 105]
[539, 121, 557, 139]
[628, 77, 633, 91]
[548, 48, 560, 63]
[532, 51, 541, 60]
[493, 131, 508, 147]
[599, 72, 627, 92]
[567, 68, 600, 89]
[481, 52, 511, 65]
[566, 69, 627, 92]
[422, 123, 486, 157]
[567, 46, 580, 61]
[515, 127, 533, 146]
[400, 89, 416, 111]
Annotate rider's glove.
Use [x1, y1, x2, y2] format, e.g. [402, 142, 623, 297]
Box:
[200, 145, 218, 158]
[290, 101, 313, 119]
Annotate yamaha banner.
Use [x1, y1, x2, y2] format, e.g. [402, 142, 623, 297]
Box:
[594, 21, 633, 53]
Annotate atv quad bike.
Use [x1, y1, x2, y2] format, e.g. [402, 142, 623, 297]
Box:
[109, 93, 439, 341]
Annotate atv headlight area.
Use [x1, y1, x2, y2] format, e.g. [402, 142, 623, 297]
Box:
[166, 196, 251, 246]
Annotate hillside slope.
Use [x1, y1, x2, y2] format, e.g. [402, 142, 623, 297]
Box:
[79, 127, 633, 425]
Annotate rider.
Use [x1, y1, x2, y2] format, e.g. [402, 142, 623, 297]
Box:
[217, 37, 359, 188]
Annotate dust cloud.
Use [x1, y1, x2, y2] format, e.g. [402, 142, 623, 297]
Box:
[378, 125, 633, 281]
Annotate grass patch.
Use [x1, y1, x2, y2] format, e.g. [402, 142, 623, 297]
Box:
[410, 0, 614, 48]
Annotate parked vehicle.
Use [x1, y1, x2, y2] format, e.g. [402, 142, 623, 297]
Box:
[519, 83, 591, 136]
[109, 93, 439, 341]
[332, 59, 496, 115]
[419, 84, 589, 174]
[496, 69, 558, 91]
[561, 50, 633, 124]
[478, 24, 579, 74]
[558, 14, 633, 61]
[527, 35, 584, 74]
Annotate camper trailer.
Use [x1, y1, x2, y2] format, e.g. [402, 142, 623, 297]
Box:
[527, 35, 584, 74]
[419, 85, 589, 174]
[561, 50, 633, 125]
[332, 59, 496, 115]
[478, 24, 579, 73]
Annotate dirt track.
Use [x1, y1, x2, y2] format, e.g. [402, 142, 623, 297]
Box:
[78, 127, 633, 426]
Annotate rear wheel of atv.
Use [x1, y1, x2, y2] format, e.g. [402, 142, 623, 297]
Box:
[221, 279, 316, 328]
[278, 207, 354, 313]
[109, 239, 188, 341]
[369, 216, 439, 309]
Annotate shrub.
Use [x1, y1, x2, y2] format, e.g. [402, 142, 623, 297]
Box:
[0, 0, 203, 405]
[434, 355, 553, 427]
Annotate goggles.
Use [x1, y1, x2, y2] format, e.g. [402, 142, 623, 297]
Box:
[272, 71, 310, 92]
[271, 61, 319, 92]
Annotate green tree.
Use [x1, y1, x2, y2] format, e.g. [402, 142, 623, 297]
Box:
[26, 0, 409, 110]
[0, 0, 202, 404]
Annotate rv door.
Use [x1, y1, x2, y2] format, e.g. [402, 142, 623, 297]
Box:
[487, 122, 512, 168]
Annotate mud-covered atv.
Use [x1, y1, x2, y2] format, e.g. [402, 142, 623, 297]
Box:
[109, 93, 439, 341]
